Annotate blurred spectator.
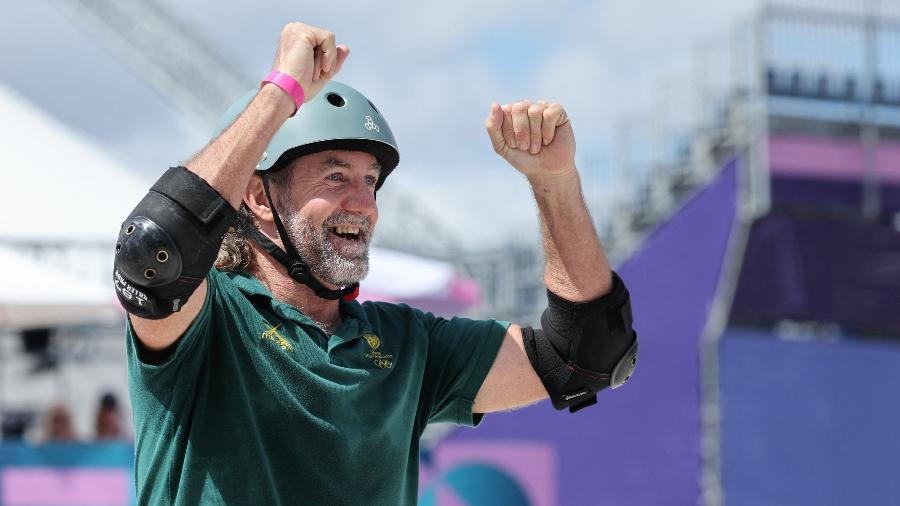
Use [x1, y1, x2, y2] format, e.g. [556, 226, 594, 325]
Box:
[44, 404, 76, 442]
[95, 392, 123, 441]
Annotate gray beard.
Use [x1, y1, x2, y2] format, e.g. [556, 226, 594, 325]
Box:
[282, 210, 371, 286]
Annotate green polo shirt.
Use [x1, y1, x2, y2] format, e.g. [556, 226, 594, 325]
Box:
[126, 268, 508, 505]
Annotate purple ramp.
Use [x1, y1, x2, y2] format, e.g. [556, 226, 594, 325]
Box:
[437, 160, 740, 505]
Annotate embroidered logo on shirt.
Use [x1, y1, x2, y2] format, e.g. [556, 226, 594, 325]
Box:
[261, 323, 293, 352]
[363, 332, 392, 369]
[363, 333, 380, 350]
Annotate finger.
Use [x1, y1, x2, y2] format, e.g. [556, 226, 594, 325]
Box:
[542, 103, 567, 145]
[527, 102, 547, 154]
[312, 46, 323, 81]
[320, 32, 337, 73]
[501, 104, 517, 149]
[332, 45, 350, 73]
[511, 101, 532, 151]
[306, 26, 337, 73]
[551, 102, 569, 126]
[320, 45, 349, 79]
[484, 102, 507, 154]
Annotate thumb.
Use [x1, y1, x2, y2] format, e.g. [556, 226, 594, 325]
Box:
[484, 102, 507, 155]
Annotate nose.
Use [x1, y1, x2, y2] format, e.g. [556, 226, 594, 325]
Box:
[342, 178, 377, 216]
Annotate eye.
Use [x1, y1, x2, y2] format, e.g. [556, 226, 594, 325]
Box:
[328, 172, 343, 182]
[365, 175, 377, 186]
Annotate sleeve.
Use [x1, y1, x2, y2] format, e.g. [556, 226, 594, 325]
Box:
[125, 268, 218, 393]
[412, 308, 509, 427]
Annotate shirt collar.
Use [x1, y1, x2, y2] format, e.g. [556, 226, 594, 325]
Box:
[225, 269, 372, 333]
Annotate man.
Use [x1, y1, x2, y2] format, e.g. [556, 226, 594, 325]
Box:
[114, 23, 638, 505]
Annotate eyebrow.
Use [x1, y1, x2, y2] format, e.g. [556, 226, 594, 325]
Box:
[320, 157, 382, 173]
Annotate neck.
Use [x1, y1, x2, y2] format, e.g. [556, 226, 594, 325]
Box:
[248, 245, 343, 334]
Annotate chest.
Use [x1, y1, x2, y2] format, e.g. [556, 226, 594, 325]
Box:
[203, 308, 424, 435]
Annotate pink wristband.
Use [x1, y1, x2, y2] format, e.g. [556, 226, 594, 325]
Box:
[261, 71, 305, 116]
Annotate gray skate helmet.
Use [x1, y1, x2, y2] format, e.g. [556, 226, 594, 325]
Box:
[215, 80, 399, 190]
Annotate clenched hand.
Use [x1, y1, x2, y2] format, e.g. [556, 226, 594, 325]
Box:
[271, 23, 350, 102]
[485, 100, 576, 180]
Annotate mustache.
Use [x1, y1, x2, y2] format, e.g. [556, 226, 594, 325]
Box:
[322, 213, 370, 232]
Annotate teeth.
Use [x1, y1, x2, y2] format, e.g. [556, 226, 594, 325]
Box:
[334, 226, 360, 236]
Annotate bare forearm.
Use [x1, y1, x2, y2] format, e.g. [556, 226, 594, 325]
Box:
[186, 85, 294, 208]
[483, 98, 611, 300]
[530, 168, 612, 301]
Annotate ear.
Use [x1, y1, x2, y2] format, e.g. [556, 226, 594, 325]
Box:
[243, 174, 273, 223]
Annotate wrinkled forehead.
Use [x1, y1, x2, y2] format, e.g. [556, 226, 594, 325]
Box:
[287, 149, 381, 176]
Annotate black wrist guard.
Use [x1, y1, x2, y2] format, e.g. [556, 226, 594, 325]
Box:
[522, 272, 639, 413]
[113, 166, 237, 319]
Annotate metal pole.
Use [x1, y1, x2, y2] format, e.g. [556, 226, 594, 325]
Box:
[749, 2, 772, 221]
[861, 0, 881, 222]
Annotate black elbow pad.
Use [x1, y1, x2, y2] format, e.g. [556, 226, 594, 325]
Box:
[113, 166, 237, 319]
[522, 272, 639, 413]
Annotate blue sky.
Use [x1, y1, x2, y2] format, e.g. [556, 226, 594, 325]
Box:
[1, 0, 759, 247]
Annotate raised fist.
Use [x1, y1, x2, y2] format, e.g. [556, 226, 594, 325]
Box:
[271, 23, 350, 102]
[485, 100, 576, 180]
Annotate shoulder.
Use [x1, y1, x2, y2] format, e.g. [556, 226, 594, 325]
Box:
[360, 300, 415, 317]
[207, 268, 263, 302]
[358, 301, 432, 332]
[208, 268, 237, 291]
[359, 300, 417, 321]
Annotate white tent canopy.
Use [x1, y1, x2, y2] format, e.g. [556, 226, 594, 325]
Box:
[1, 83, 148, 327]
[1, 83, 150, 244]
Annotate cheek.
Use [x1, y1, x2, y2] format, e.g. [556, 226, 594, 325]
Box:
[296, 199, 335, 222]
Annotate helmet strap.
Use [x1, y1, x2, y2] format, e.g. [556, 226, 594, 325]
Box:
[245, 173, 358, 301]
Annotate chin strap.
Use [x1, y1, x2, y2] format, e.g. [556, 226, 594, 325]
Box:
[245, 173, 359, 301]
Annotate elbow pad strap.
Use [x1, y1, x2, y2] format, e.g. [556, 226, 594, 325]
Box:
[113, 166, 237, 319]
[522, 272, 639, 413]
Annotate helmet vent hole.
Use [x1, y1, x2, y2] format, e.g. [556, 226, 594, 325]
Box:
[125, 224, 135, 235]
[156, 250, 169, 263]
[144, 268, 157, 280]
[326, 93, 346, 107]
[367, 99, 380, 113]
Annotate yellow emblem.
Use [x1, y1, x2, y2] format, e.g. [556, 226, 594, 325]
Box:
[363, 333, 380, 350]
[261, 323, 293, 352]
[362, 332, 392, 369]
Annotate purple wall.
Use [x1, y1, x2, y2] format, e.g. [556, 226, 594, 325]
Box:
[431, 160, 740, 505]
[721, 328, 900, 505]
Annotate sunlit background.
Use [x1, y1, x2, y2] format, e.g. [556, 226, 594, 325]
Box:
[2, 0, 900, 504]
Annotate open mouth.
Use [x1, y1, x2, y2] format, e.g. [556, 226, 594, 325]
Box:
[329, 225, 363, 242]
